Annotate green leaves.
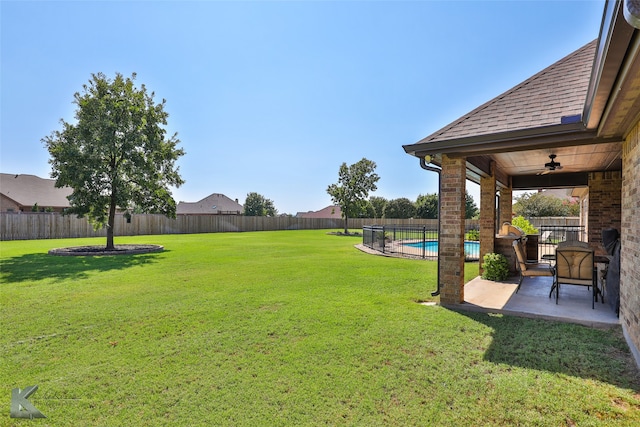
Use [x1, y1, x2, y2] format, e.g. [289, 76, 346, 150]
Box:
[513, 191, 577, 217]
[243, 192, 277, 216]
[42, 72, 185, 248]
[327, 158, 380, 232]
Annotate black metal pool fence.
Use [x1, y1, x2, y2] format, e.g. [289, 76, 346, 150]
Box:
[362, 224, 480, 261]
[537, 225, 587, 257]
[363, 223, 587, 262]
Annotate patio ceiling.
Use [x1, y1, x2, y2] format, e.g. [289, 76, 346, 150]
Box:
[465, 140, 622, 190]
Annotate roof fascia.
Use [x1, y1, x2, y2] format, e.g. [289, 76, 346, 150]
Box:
[583, 0, 635, 129]
[403, 122, 621, 158]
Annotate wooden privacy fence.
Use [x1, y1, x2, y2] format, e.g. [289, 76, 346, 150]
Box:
[0, 213, 459, 241]
[1, 212, 574, 241]
[528, 217, 580, 228]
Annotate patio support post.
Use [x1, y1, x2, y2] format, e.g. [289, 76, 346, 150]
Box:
[499, 183, 512, 228]
[439, 154, 466, 304]
[479, 162, 496, 275]
[587, 171, 622, 252]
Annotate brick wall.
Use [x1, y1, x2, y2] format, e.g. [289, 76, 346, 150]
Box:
[587, 171, 622, 254]
[622, 124, 640, 362]
[499, 186, 513, 228]
[439, 155, 466, 304]
[0, 194, 20, 212]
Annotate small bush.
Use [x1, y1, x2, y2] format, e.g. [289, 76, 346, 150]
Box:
[481, 253, 510, 281]
[466, 229, 480, 241]
[511, 216, 539, 235]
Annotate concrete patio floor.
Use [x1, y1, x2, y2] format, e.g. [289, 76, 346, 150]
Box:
[455, 275, 620, 328]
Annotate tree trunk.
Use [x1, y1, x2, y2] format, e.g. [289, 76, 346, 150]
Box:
[106, 195, 117, 250]
[344, 213, 349, 235]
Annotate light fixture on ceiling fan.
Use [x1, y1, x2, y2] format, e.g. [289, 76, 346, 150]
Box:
[544, 154, 562, 171]
[537, 154, 563, 175]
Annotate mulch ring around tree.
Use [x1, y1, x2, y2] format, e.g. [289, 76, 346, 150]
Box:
[48, 244, 164, 256]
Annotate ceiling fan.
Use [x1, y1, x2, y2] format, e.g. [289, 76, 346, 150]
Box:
[538, 154, 563, 175]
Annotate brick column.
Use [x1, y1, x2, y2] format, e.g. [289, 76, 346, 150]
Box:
[439, 154, 466, 304]
[499, 184, 513, 228]
[479, 163, 496, 275]
[588, 171, 622, 254]
[622, 124, 640, 366]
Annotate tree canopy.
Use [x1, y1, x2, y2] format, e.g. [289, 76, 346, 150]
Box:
[465, 190, 480, 219]
[513, 192, 579, 217]
[413, 191, 478, 219]
[327, 158, 379, 233]
[244, 192, 277, 216]
[43, 72, 185, 250]
[383, 198, 416, 219]
[369, 196, 388, 219]
[415, 193, 439, 219]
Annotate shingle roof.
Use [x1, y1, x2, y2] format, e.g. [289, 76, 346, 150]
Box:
[0, 173, 72, 208]
[176, 193, 243, 214]
[296, 205, 342, 219]
[416, 40, 597, 144]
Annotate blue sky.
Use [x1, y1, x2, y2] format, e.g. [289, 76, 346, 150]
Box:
[1, 0, 604, 215]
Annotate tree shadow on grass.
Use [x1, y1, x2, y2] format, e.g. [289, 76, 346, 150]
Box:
[0, 251, 165, 284]
[458, 310, 640, 392]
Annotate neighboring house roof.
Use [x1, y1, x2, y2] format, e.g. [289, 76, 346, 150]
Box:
[176, 193, 243, 214]
[296, 205, 342, 219]
[416, 40, 597, 144]
[538, 188, 578, 202]
[0, 173, 72, 208]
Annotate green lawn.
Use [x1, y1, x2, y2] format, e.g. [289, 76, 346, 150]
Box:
[1, 230, 639, 426]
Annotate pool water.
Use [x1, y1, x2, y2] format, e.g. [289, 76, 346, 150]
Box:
[403, 240, 480, 258]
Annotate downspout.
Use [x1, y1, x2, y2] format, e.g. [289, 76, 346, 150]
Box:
[419, 156, 442, 296]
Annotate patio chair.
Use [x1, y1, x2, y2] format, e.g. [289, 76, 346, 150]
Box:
[512, 239, 554, 293]
[557, 240, 589, 249]
[551, 245, 597, 309]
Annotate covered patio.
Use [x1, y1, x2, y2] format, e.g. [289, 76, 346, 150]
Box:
[403, 0, 640, 365]
[462, 275, 619, 328]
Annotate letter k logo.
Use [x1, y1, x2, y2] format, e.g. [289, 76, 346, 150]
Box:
[10, 385, 46, 419]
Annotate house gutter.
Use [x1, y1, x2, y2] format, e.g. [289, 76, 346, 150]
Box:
[402, 122, 624, 159]
[419, 156, 442, 297]
[584, 0, 635, 130]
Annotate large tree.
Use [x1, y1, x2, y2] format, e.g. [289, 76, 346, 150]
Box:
[414, 191, 477, 219]
[369, 196, 388, 219]
[244, 192, 277, 216]
[513, 192, 574, 217]
[327, 158, 380, 234]
[465, 190, 479, 219]
[383, 197, 415, 219]
[415, 193, 439, 219]
[43, 72, 185, 250]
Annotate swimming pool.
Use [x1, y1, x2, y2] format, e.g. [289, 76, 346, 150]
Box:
[403, 240, 480, 259]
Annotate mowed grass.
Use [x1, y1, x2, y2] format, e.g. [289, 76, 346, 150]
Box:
[1, 230, 639, 426]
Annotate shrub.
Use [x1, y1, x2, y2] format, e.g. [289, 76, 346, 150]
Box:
[466, 229, 480, 241]
[511, 215, 539, 235]
[481, 253, 510, 281]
